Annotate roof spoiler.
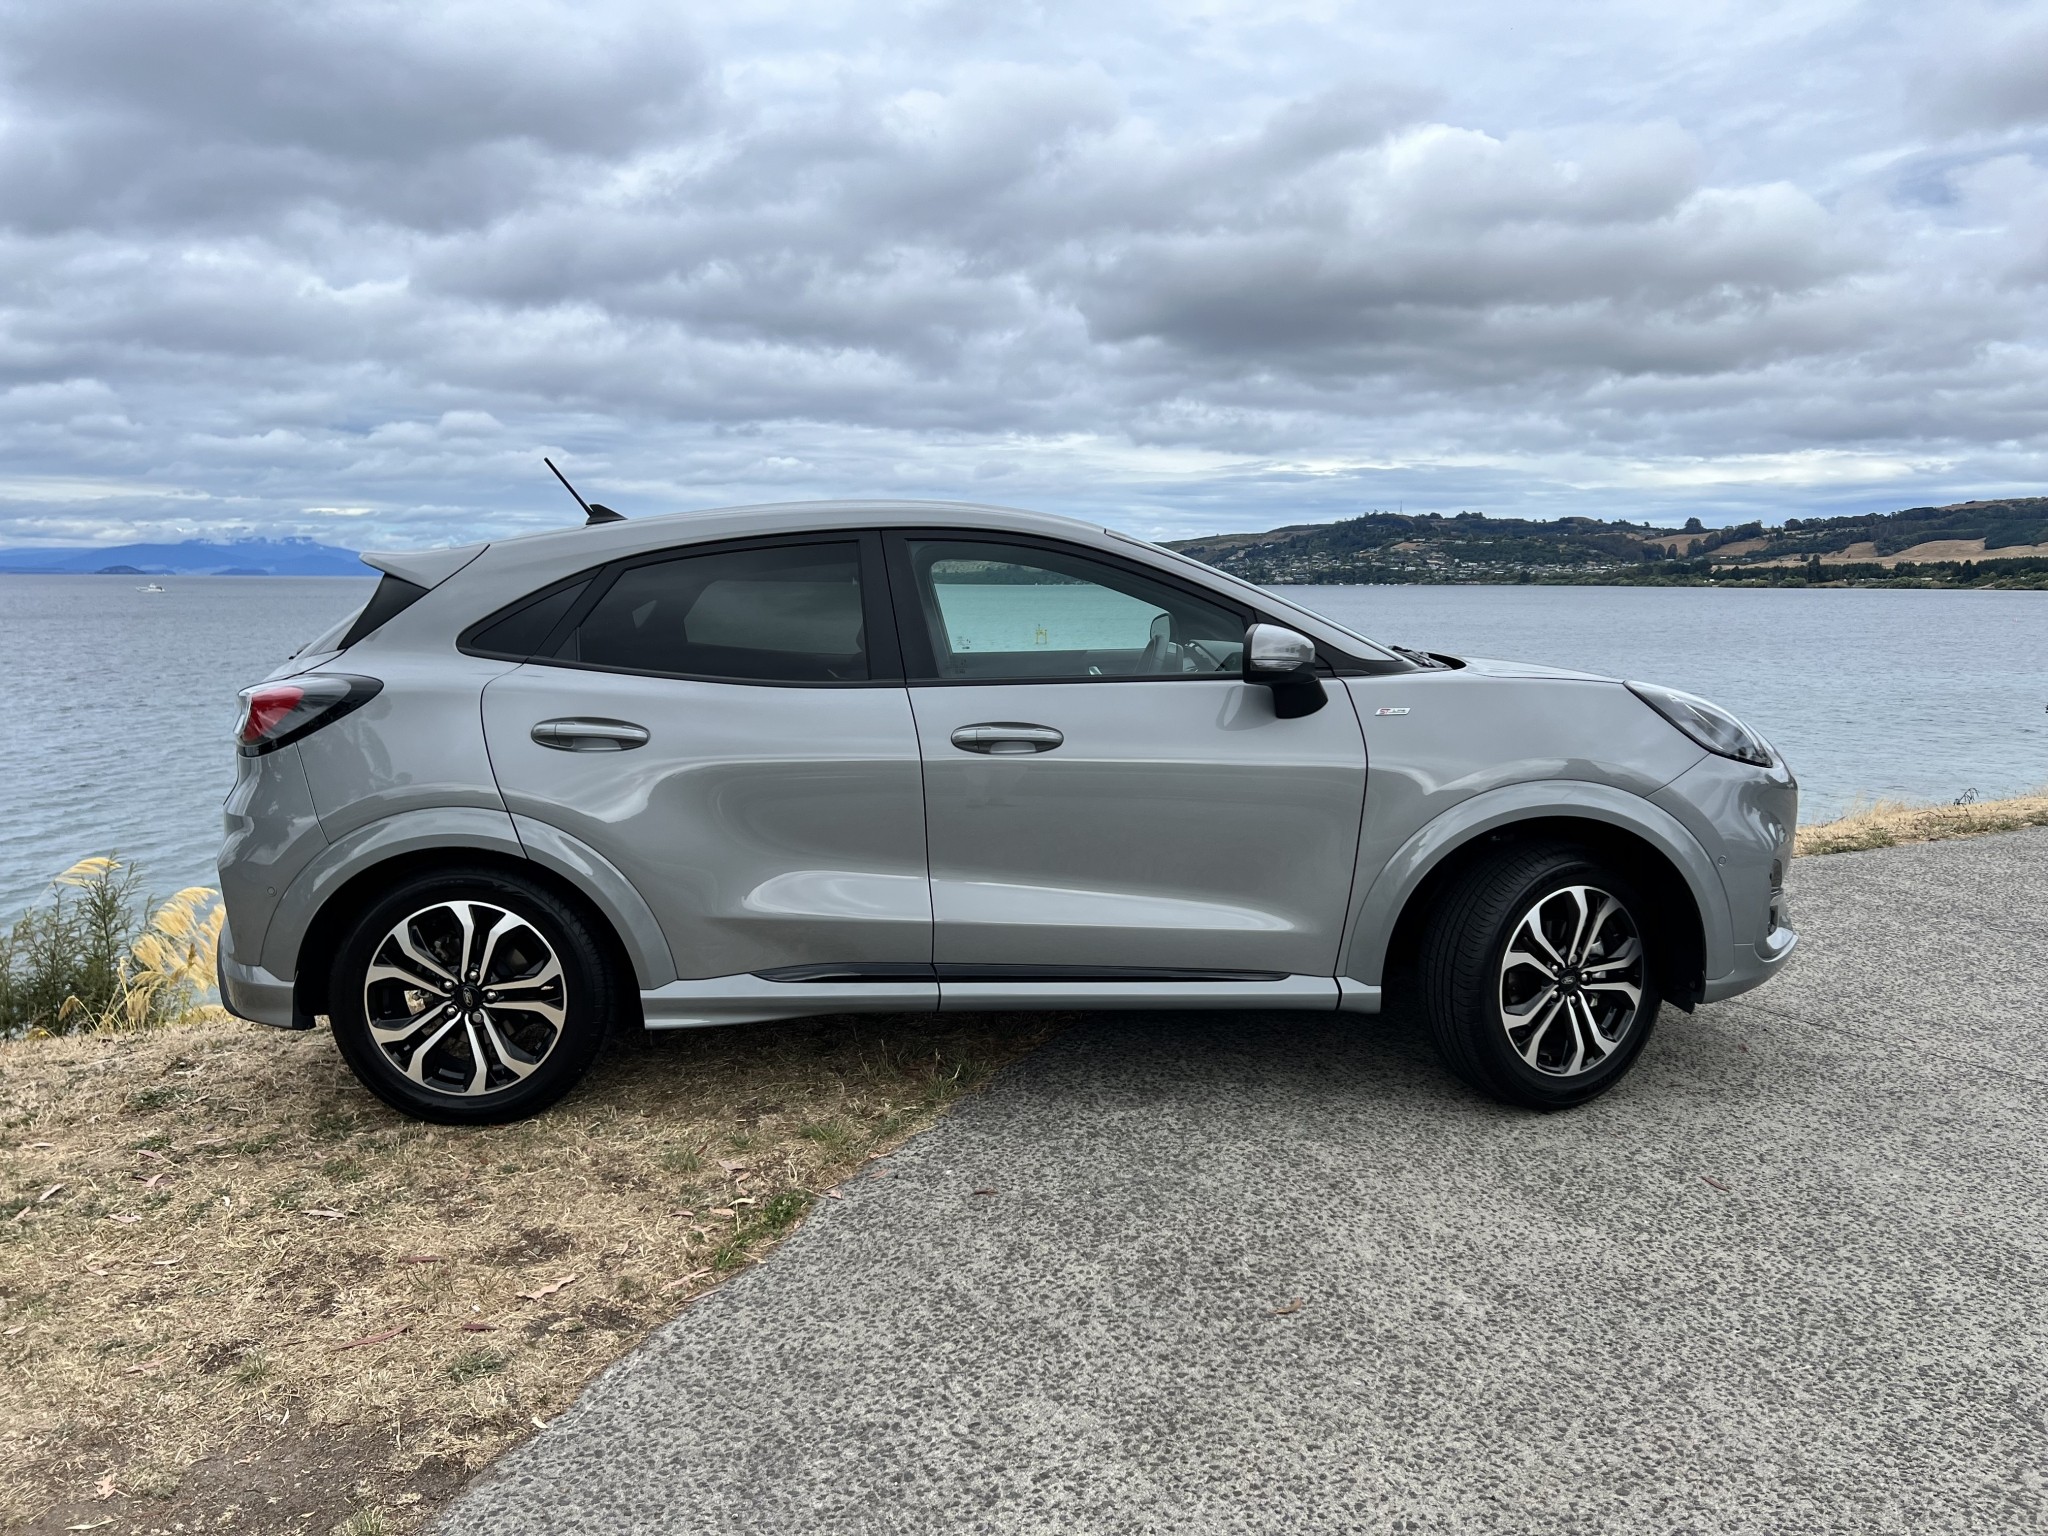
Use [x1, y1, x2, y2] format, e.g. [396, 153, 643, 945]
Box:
[359, 542, 487, 589]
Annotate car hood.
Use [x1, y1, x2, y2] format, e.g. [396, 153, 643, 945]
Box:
[1435, 653, 1620, 684]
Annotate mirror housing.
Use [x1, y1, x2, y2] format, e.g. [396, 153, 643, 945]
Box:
[1244, 623, 1327, 718]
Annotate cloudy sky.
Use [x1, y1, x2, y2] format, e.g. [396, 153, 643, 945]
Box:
[1, 0, 2044, 549]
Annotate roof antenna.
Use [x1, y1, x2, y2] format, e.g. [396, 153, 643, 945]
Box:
[545, 457, 625, 525]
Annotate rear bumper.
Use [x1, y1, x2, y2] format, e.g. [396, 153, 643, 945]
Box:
[217, 919, 302, 1030]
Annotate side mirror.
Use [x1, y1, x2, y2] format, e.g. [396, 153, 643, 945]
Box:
[1244, 623, 1327, 718]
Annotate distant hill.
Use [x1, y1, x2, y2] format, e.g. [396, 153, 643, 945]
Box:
[1167, 497, 2048, 589]
[0, 537, 366, 576]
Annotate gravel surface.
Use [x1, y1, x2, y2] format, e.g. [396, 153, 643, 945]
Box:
[441, 829, 2048, 1535]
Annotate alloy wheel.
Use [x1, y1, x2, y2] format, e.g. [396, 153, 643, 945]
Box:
[361, 900, 567, 1097]
[1497, 884, 1646, 1078]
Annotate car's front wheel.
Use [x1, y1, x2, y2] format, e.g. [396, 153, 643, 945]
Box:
[1421, 844, 1662, 1109]
[327, 866, 619, 1124]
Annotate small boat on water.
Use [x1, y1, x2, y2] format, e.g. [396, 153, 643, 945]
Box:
[136, 583, 166, 593]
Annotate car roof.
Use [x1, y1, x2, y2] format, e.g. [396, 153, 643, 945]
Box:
[364, 500, 1090, 585]
[499, 498, 1120, 556]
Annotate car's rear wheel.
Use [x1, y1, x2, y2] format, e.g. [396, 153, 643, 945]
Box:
[1421, 844, 1662, 1109]
[327, 866, 618, 1124]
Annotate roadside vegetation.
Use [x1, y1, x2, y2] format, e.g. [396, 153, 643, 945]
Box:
[0, 858, 226, 1041]
[1795, 789, 2048, 856]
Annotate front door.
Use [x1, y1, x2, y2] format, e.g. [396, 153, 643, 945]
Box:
[482, 533, 931, 983]
[887, 533, 1368, 979]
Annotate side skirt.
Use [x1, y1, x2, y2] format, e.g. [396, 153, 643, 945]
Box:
[639, 968, 1382, 1029]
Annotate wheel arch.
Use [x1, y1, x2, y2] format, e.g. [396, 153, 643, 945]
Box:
[267, 808, 676, 1027]
[1345, 783, 1729, 1009]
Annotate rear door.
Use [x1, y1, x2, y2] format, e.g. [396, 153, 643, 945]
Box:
[480, 532, 932, 983]
[887, 532, 1368, 979]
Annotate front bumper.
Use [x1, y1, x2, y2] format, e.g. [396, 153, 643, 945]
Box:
[1700, 922, 1799, 1004]
[1649, 749, 1800, 1007]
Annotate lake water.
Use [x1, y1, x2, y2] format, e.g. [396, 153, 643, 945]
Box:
[0, 575, 2042, 916]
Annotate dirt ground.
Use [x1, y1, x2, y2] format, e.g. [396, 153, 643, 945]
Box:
[0, 1011, 1050, 1534]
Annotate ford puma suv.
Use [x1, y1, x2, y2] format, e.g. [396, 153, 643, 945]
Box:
[217, 501, 1798, 1123]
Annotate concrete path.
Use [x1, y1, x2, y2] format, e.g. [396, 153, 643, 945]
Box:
[442, 831, 2048, 1535]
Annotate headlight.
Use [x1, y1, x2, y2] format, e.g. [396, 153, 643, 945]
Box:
[1626, 681, 1774, 767]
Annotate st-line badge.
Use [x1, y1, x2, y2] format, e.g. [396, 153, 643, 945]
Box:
[1375, 706, 1411, 716]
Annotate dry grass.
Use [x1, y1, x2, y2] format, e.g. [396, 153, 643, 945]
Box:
[0, 1010, 1051, 1534]
[1797, 790, 2048, 856]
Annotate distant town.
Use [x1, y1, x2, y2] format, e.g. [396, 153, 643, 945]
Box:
[1168, 497, 2048, 589]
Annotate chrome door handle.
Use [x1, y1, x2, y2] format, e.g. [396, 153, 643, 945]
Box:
[949, 722, 1064, 755]
[531, 717, 650, 752]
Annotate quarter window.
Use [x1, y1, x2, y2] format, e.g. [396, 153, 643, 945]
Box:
[561, 542, 867, 683]
[903, 539, 1246, 681]
[467, 578, 590, 660]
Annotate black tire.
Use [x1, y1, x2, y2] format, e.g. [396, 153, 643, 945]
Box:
[327, 865, 621, 1124]
[1420, 843, 1663, 1110]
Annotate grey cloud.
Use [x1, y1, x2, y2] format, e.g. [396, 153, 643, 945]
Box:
[0, 0, 2042, 551]
[1921, 11, 2048, 133]
[0, 0, 704, 231]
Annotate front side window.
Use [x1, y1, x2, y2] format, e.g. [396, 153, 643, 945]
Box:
[561, 542, 867, 683]
[904, 538, 1246, 681]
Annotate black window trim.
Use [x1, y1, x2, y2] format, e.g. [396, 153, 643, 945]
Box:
[336, 572, 430, 652]
[880, 527, 1396, 686]
[457, 530, 903, 688]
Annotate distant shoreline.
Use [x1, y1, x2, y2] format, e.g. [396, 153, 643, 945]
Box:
[1258, 567, 2048, 591]
[8, 568, 2034, 589]
[1253, 561, 2048, 593]
[0, 568, 370, 578]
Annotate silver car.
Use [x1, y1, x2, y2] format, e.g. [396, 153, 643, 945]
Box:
[218, 501, 1797, 1123]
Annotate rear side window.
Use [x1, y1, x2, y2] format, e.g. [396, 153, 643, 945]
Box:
[561, 542, 867, 683]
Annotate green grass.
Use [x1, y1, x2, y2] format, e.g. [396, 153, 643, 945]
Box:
[445, 1349, 510, 1385]
[657, 1145, 705, 1175]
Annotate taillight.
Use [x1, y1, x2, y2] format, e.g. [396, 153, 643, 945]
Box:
[234, 675, 382, 756]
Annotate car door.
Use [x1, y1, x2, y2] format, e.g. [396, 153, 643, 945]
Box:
[480, 532, 933, 991]
[886, 531, 1368, 987]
